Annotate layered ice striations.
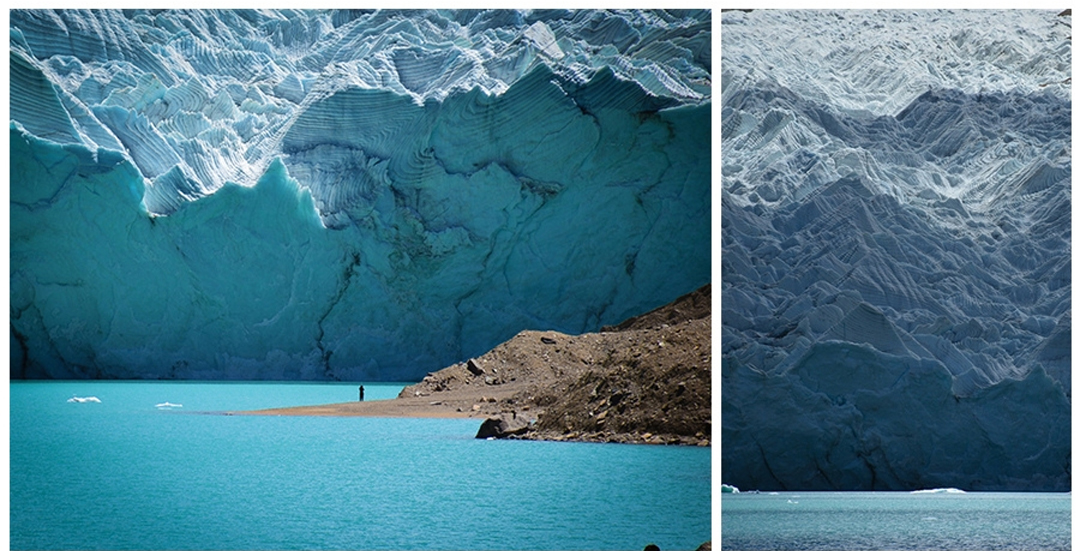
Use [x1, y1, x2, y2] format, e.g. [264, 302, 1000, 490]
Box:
[10, 9, 710, 207]
[10, 9, 711, 380]
[721, 10, 1069, 491]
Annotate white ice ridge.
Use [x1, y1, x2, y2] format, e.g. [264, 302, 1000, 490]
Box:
[911, 488, 966, 494]
[721, 10, 1069, 492]
[721, 10, 1070, 117]
[10, 10, 711, 381]
[10, 9, 710, 211]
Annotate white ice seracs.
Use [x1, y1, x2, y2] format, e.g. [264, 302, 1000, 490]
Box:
[722, 10, 1069, 492]
[10, 9, 711, 208]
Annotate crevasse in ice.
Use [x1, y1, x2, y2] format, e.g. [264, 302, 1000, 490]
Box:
[10, 9, 711, 380]
[721, 10, 1069, 491]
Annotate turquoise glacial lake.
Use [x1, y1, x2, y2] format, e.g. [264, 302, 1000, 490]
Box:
[721, 490, 1069, 550]
[10, 381, 711, 550]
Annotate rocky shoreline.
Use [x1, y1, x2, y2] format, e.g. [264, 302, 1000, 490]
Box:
[248, 285, 711, 447]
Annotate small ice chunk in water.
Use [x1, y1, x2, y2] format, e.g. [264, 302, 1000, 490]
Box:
[911, 488, 966, 494]
[67, 396, 101, 403]
[155, 402, 182, 408]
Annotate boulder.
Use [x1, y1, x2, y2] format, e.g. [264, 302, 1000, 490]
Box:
[466, 359, 484, 376]
[475, 416, 533, 439]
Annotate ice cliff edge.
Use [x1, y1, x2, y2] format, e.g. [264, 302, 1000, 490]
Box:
[10, 9, 711, 380]
[721, 10, 1069, 491]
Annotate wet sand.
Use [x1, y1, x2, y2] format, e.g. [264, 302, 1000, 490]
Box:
[241, 400, 467, 418]
[237, 389, 511, 420]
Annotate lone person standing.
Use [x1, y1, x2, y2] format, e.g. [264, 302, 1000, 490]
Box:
[359, 385, 365, 402]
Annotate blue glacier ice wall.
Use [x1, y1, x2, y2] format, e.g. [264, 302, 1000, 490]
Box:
[10, 9, 711, 380]
[721, 10, 1069, 491]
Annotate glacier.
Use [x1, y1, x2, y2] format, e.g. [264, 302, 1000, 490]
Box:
[10, 9, 711, 380]
[721, 10, 1070, 491]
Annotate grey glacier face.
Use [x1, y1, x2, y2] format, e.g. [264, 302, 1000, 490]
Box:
[721, 10, 1070, 491]
[10, 9, 712, 380]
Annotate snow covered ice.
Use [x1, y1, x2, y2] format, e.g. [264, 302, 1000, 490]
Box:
[10, 10, 711, 380]
[721, 10, 1069, 491]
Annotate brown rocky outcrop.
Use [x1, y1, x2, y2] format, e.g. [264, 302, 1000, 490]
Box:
[402, 285, 712, 445]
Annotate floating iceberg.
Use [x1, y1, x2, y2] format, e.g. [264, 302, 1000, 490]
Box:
[67, 396, 101, 403]
[155, 402, 183, 408]
[722, 10, 1069, 491]
[10, 10, 711, 381]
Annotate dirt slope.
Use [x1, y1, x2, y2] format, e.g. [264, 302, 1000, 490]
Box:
[400, 285, 711, 445]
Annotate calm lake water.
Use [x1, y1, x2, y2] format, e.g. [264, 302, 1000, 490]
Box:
[10, 381, 711, 550]
[721, 490, 1070, 550]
